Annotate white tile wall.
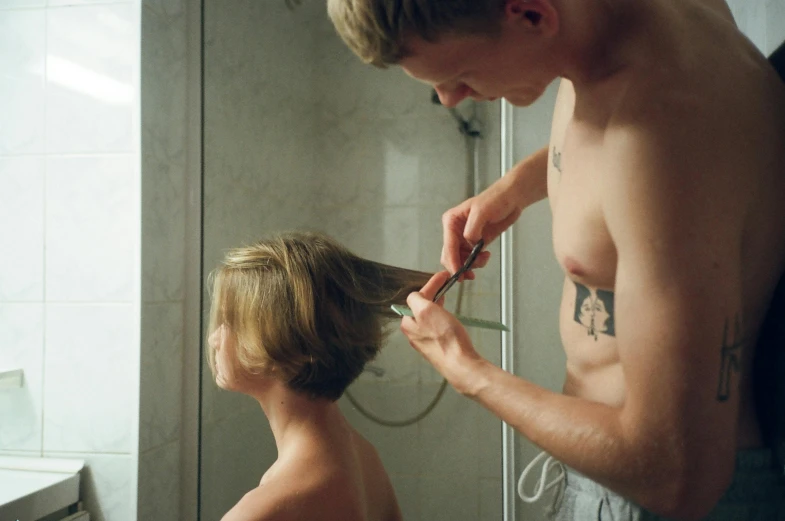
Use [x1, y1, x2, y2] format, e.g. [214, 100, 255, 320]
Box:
[46, 3, 136, 154]
[0, 156, 45, 301]
[0, 0, 141, 519]
[45, 155, 135, 302]
[0, 304, 44, 451]
[0, 8, 46, 154]
[48, 0, 121, 6]
[0, 0, 46, 8]
[43, 304, 135, 453]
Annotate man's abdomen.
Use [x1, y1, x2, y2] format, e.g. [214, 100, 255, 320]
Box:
[559, 277, 627, 407]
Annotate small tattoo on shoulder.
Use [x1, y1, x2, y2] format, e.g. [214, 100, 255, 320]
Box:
[717, 314, 745, 402]
[573, 282, 615, 340]
[552, 146, 562, 173]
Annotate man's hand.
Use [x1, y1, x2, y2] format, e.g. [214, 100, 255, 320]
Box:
[399, 271, 489, 396]
[441, 146, 549, 275]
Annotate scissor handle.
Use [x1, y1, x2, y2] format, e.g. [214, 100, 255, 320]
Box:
[432, 239, 485, 302]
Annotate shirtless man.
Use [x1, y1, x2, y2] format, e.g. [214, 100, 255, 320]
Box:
[327, 0, 785, 518]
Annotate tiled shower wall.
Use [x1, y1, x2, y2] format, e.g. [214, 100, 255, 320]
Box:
[199, 1, 322, 519]
[0, 1, 141, 520]
[199, 1, 503, 520]
[137, 0, 190, 519]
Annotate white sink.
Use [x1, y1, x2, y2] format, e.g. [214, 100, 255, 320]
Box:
[0, 456, 83, 521]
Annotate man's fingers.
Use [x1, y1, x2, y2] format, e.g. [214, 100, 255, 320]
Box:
[455, 250, 492, 281]
[441, 215, 466, 274]
[414, 271, 451, 304]
[469, 251, 492, 270]
[462, 204, 485, 245]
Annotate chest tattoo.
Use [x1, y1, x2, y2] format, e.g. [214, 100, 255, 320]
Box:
[552, 146, 562, 173]
[717, 314, 745, 402]
[573, 282, 615, 340]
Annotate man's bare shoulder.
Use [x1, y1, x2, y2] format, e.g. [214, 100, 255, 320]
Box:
[608, 30, 784, 143]
[604, 51, 784, 181]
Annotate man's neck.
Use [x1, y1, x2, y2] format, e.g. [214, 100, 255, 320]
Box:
[557, 0, 644, 87]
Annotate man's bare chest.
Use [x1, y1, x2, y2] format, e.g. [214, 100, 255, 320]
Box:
[548, 120, 618, 290]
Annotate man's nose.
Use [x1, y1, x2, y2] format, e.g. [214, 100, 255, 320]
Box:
[434, 85, 470, 107]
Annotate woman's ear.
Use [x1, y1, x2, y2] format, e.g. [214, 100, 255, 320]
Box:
[503, 0, 559, 37]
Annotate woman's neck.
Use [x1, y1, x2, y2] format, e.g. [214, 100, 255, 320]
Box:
[254, 381, 349, 458]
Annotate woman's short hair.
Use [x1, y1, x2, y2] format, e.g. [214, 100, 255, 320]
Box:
[207, 231, 432, 401]
[327, 0, 506, 67]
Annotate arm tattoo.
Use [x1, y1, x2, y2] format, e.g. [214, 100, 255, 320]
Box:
[573, 282, 615, 340]
[552, 146, 562, 173]
[716, 314, 744, 402]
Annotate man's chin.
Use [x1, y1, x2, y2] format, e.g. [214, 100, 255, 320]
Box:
[503, 95, 538, 107]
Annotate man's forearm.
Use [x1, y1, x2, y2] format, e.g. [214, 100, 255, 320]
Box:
[508, 146, 549, 210]
[463, 358, 696, 517]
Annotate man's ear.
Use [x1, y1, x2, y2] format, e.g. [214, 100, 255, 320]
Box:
[503, 0, 559, 37]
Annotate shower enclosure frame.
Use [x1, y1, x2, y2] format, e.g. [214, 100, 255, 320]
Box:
[500, 99, 517, 521]
[180, 0, 205, 518]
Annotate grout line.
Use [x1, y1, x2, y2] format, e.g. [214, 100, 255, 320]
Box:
[0, 1, 132, 12]
[0, 152, 137, 158]
[1, 448, 132, 457]
[6, 301, 139, 305]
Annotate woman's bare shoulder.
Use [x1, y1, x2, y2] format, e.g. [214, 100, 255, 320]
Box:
[220, 469, 364, 521]
[219, 482, 295, 521]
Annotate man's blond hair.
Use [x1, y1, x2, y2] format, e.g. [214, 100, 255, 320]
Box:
[327, 0, 506, 67]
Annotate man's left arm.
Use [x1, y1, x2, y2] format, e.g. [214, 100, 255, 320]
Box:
[599, 116, 748, 515]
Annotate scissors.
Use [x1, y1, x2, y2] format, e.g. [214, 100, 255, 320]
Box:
[432, 238, 485, 302]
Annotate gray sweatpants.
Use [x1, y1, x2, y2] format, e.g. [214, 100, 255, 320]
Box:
[553, 449, 785, 521]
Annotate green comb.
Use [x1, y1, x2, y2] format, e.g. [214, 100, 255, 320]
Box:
[390, 304, 509, 332]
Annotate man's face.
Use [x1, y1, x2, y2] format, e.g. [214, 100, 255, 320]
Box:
[399, 29, 557, 108]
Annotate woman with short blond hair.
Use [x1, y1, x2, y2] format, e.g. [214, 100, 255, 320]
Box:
[207, 231, 430, 521]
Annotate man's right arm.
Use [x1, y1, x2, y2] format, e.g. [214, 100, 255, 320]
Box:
[441, 145, 549, 274]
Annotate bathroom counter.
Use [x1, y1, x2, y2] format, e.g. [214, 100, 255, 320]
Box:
[0, 456, 83, 521]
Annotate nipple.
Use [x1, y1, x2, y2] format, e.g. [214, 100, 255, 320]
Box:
[563, 256, 586, 278]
